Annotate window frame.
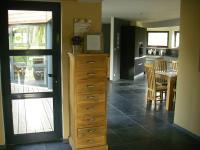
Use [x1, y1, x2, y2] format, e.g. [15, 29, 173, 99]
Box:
[174, 31, 180, 48]
[147, 31, 169, 48]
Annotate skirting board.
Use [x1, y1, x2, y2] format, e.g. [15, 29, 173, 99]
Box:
[173, 123, 200, 141]
[62, 139, 69, 144]
[134, 72, 144, 79]
[0, 139, 69, 149]
[0, 145, 6, 150]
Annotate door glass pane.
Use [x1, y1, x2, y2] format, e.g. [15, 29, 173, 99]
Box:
[8, 10, 52, 50]
[12, 98, 54, 134]
[10, 56, 53, 93]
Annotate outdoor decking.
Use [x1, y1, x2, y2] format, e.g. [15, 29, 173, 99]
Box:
[12, 98, 54, 134]
[11, 83, 54, 135]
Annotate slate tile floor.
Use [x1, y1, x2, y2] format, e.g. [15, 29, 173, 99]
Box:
[6, 75, 200, 150]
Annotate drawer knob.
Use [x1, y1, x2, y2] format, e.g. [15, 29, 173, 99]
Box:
[87, 61, 96, 64]
[87, 96, 96, 100]
[87, 117, 96, 122]
[87, 85, 95, 88]
[87, 139, 94, 143]
[87, 73, 96, 76]
[88, 129, 96, 133]
[86, 106, 94, 110]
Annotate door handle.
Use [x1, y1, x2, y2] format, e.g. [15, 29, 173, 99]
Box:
[48, 74, 54, 77]
[48, 74, 58, 83]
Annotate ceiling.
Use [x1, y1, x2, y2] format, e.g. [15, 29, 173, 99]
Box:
[102, 0, 180, 24]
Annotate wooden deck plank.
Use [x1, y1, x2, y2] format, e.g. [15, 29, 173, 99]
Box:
[42, 98, 54, 130]
[25, 100, 39, 133]
[11, 83, 54, 134]
[33, 100, 46, 133]
[46, 98, 53, 112]
[12, 100, 19, 134]
[18, 100, 27, 134]
[13, 99, 54, 134]
[38, 99, 53, 132]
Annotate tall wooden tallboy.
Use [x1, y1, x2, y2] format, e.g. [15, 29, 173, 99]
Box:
[68, 53, 108, 150]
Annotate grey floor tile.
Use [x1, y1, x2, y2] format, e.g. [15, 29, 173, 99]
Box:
[8, 75, 200, 150]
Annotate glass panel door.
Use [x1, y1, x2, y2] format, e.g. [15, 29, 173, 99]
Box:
[1, 1, 62, 144]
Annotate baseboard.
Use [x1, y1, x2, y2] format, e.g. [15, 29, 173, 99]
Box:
[173, 123, 200, 141]
[0, 145, 6, 150]
[134, 72, 144, 79]
[62, 139, 69, 144]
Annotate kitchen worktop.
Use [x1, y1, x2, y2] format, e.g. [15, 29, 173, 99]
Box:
[144, 55, 164, 58]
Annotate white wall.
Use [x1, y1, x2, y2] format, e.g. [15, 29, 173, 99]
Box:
[174, 0, 200, 136]
[109, 17, 114, 80]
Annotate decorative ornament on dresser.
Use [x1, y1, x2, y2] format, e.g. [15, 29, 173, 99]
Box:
[71, 35, 83, 54]
[72, 18, 92, 53]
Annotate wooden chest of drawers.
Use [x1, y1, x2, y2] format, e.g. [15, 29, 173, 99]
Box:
[68, 53, 108, 150]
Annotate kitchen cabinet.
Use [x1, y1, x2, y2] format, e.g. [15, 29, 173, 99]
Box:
[134, 57, 145, 76]
[120, 26, 147, 79]
[135, 27, 147, 57]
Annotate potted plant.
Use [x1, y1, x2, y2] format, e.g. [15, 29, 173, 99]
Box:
[71, 35, 83, 53]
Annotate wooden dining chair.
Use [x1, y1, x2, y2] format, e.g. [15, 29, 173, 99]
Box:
[145, 64, 167, 104]
[172, 60, 178, 72]
[154, 59, 168, 87]
[154, 59, 167, 72]
[171, 60, 178, 108]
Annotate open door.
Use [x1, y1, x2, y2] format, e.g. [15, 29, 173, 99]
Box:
[0, 1, 62, 144]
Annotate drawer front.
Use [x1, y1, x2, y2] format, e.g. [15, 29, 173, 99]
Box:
[77, 93, 105, 104]
[77, 145, 108, 150]
[76, 55, 107, 70]
[77, 114, 106, 128]
[77, 126, 106, 138]
[77, 136, 106, 149]
[76, 69, 106, 82]
[77, 102, 105, 115]
[77, 82, 106, 94]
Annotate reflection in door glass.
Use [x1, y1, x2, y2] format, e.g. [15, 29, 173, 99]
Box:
[12, 98, 54, 134]
[10, 56, 53, 93]
[8, 10, 52, 50]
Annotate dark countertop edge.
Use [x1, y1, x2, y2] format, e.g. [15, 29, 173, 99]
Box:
[135, 56, 146, 60]
[135, 54, 178, 60]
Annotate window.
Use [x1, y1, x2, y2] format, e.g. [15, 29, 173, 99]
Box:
[147, 31, 169, 47]
[174, 31, 180, 48]
[8, 10, 52, 50]
[9, 24, 47, 49]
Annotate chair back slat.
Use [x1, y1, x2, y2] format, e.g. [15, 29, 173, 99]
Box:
[154, 59, 167, 72]
[145, 64, 156, 101]
[172, 60, 178, 72]
[154, 59, 167, 85]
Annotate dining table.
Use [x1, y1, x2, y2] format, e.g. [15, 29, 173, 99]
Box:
[156, 71, 177, 111]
